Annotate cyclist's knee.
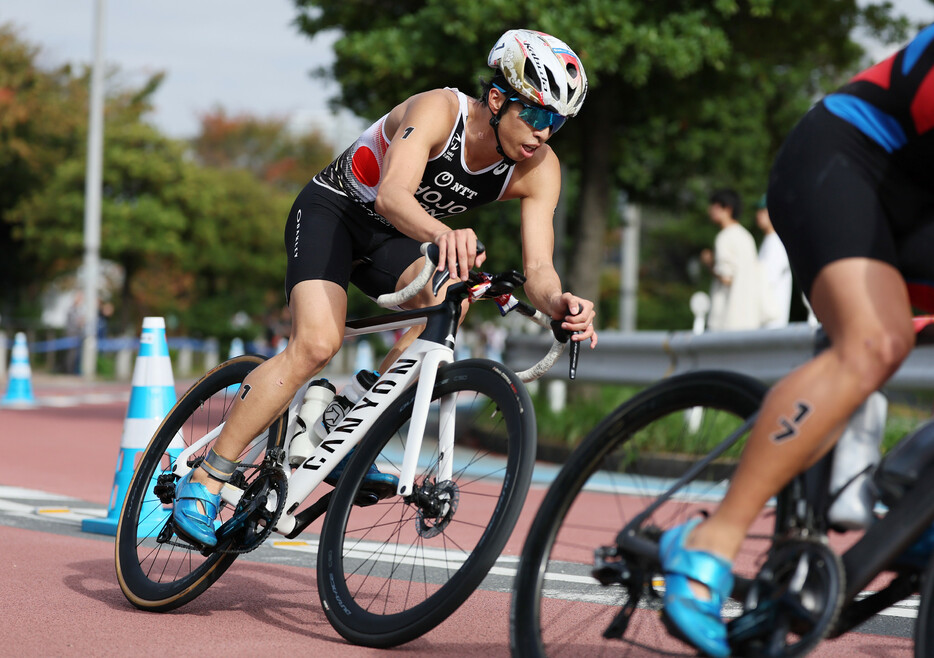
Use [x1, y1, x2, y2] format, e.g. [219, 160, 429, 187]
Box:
[836, 324, 913, 392]
[284, 336, 340, 377]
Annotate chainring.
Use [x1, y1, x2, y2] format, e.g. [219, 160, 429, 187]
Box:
[728, 537, 844, 657]
[217, 467, 288, 555]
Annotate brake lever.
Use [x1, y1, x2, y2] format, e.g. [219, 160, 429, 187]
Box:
[431, 269, 451, 296]
[568, 336, 580, 380]
[549, 319, 580, 380]
[429, 240, 486, 296]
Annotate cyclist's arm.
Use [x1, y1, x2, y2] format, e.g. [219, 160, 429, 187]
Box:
[509, 150, 598, 345]
[374, 89, 483, 281]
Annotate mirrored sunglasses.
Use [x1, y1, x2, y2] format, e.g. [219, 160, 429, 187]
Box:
[493, 84, 568, 133]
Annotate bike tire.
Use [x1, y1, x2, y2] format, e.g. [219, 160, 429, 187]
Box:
[115, 354, 286, 611]
[510, 370, 774, 657]
[916, 555, 934, 656]
[318, 359, 536, 647]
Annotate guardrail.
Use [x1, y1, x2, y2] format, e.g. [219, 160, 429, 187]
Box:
[505, 322, 934, 392]
[6, 322, 934, 392]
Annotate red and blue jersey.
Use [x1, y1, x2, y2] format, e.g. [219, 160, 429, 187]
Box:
[823, 23, 934, 180]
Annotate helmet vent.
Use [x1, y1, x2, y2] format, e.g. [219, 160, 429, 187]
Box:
[523, 59, 543, 92]
[566, 63, 579, 79]
[544, 68, 559, 96]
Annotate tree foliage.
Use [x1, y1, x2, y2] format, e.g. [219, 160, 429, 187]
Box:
[291, 0, 911, 328]
[190, 107, 334, 193]
[0, 25, 296, 339]
[0, 23, 87, 319]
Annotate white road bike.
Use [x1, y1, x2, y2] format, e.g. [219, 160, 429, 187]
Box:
[115, 242, 578, 648]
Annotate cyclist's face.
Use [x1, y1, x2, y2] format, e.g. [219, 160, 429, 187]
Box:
[492, 90, 558, 161]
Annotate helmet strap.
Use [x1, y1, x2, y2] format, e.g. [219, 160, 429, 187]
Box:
[488, 103, 516, 166]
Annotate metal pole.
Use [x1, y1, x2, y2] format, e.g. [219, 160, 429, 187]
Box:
[619, 195, 640, 332]
[81, 0, 106, 379]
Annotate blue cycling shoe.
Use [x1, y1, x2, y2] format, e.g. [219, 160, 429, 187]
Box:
[660, 519, 734, 657]
[325, 450, 398, 497]
[172, 470, 220, 548]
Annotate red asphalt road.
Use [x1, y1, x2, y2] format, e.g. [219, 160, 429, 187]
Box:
[0, 376, 914, 657]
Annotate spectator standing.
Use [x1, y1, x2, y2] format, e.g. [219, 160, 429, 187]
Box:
[65, 292, 84, 374]
[755, 194, 792, 327]
[701, 189, 774, 330]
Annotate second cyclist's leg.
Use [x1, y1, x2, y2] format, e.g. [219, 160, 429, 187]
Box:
[690, 261, 913, 558]
[661, 258, 913, 655]
[173, 280, 347, 546]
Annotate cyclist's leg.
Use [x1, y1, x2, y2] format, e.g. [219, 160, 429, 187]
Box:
[688, 110, 918, 562]
[659, 259, 912, 656]
[691, 258, 913, 558]
[178, 280, 347, 494]
[660, 104, 915, 655]
[174, 183, 355, 542]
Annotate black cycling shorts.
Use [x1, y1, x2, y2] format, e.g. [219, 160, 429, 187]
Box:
[283, 182, 423, 304]
[767, 103, 934, 303]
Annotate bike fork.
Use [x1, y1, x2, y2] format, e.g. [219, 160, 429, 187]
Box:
[396, 345, 453, 496]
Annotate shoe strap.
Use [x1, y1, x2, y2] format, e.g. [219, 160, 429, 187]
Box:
[664, 547, 734, 600]
[661, 520, 734, 599]
[177, 479, 221, 519]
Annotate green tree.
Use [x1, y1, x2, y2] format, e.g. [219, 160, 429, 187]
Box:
[8, 118, 191, 330]
[168, 165, 291, 339]
[0, 23, 87, 321]
[291, 0, 909, 327]
[190, 107, 335, 193]
[4, 50, 294, 337]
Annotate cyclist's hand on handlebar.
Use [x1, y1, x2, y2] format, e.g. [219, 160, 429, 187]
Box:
[434, 228, 486, 282]
[554, 293, 598, 348]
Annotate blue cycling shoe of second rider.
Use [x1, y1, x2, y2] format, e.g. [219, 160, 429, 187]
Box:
[660, 518, 734, 657]
[324, 450, 399, 493]
[172, 470, 221, 547]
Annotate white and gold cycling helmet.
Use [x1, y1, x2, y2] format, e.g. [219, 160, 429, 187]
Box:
[487, 29, 588, 118]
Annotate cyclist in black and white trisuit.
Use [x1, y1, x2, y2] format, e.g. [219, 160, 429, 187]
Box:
[660, 24, 934, 657]
[172, 29, 598, 548]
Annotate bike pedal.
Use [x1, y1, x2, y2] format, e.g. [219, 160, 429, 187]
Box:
[592, 545, 630, 585]
[368, 481, 399, 501]
[171, 521, 216, 555]
[592, 563, 630, 586]
[352, 480, 398, 506]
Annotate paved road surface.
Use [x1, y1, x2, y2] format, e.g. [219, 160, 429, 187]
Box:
[0, 375, 915, 656]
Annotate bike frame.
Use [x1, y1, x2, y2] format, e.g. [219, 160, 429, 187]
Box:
[277, 335, 454, 534]
[173, 291, 468, 538]
[170, 246, 572, 544]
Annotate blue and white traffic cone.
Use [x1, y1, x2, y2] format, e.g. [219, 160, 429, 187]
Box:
[1, 332, 36, 408]
[83, 317, 180, 537]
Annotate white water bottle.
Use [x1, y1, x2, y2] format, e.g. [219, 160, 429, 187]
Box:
[289, 379, 336, 466]
[827, 391, 887, 530]
[314, 369, 380, 441]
